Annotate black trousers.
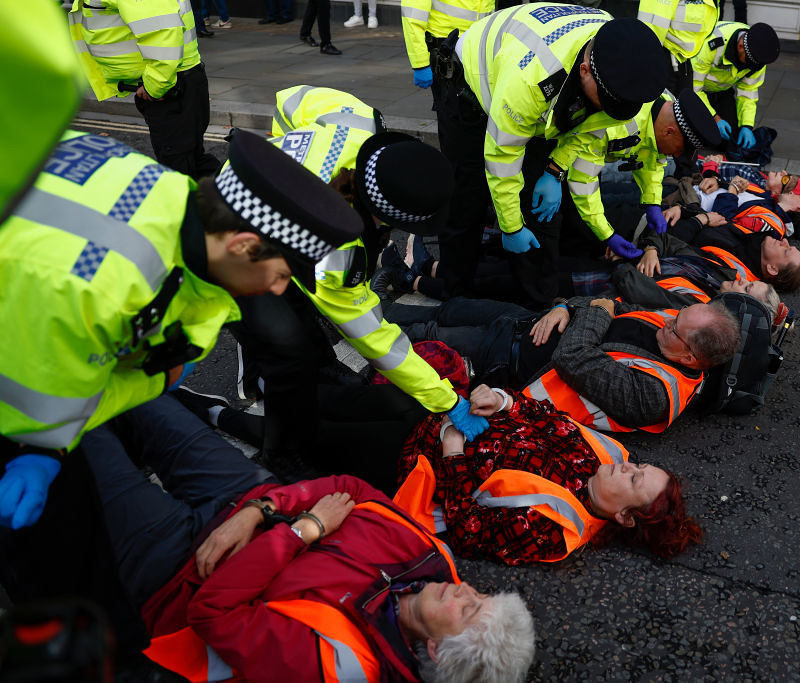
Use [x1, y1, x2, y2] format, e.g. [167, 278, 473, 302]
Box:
[708, 89, 741, 153]
[300, 0, 331, 44]
[134, 63, 220, 180]
[719, 0, 747, 23]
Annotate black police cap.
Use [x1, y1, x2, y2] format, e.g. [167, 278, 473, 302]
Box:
[743, 23, 780, 67]
[215, 129, 363, 293]
[355, 132, 454, 236]
[590, 18, 668, 121]
[673, 89, 722, 150]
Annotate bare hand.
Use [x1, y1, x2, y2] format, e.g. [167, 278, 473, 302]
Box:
[195, 505, 265, 579]
[590, 298, 615, 317]
[469, 384, 505, 417]
[529, 307, 569, 346]
[636, 248, 661, 277]
[728, 176, 748, 194]
[167, 365, 184, 388]
[295, 492, 355, 544]
[662, 206, 682, 226]
[705, 154, 724, 164]
[706, 211, 727, 227]
[135, 85, 156, 101]
[698, 177, 719, 194]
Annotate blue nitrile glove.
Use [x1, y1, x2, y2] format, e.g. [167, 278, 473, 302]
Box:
[0, 455, 62, 529]
[413, 66, 433, 89]
[737, 126, 756, 150]
[645, 205, 668, 234]
[530, 172, 562, 223]
[168, 361, 195, 391]
[605, 233, 643, 259]
[717, 119, 732, 141]
[502, 226, 540, 254]
[447, 397, 489, 442]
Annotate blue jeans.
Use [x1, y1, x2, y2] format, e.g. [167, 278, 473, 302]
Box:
[384, 297, 537, 380]
[82, 395, 274, 606]
[266, 0, 293, 20]
[201, 0, 230, 21]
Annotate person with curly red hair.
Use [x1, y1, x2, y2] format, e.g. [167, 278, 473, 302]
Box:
[395, 384, 702, 565]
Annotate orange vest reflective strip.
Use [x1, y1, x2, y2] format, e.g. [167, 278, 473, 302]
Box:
[656, 276, 710, 302]
[394, 420, 630, 560]
[265, 599, 380, 682]
[732, 205, 787, 238]
[144, 627, 235, 682]
[354, 500, 459, 581]
[700, 246, 758, 281]
[524, 310, 701, 433]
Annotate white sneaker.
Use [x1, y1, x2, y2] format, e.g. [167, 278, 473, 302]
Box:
[367, 16, 378, 28]
[343, 14, 364, 27]
[203, 17, 210, 26]
[212, 18, 232, 28]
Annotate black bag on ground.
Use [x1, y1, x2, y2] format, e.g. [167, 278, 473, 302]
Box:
[694, 292, 782, 415]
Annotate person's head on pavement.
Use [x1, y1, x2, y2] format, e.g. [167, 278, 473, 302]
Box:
[579, 18, 668, 121]
[328, 132, 454, 237]
[197, 130, 362, 295]
[654, 89, 722, 157]
[719, 279, 780, 319]
[760, 235, 800, 292]
[655, 301, 741, 370]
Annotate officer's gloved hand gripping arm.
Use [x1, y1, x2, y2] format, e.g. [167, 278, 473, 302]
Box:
[0, 454, 61, 529]
[446, 397, 489, 441]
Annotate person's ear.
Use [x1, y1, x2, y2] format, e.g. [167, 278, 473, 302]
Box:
[765, 261, 779, 277]
[226, 232, 261, 256]
[426, 639, 439, 663]
[614, 509, 635, 528]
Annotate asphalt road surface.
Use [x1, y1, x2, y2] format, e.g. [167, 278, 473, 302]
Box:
[67, 117, 800, 681]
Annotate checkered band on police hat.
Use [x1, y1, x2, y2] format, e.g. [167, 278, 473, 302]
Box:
[673, 98, 703, 150]
[742, 30, 755, 64]
[589, 49, 621, 104]
[215, 165, 333, 261]
[364, 147, 435, 223]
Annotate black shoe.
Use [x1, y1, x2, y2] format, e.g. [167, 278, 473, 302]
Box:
[276, 17, 292, 23]
[320, 43, 342, 55]
[172, 386, 229, 425]
[300, 34, 318, 46]
[258, 17, 274, 23]
[197, 28, 215, 37]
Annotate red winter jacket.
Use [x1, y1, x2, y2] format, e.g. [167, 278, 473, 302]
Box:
[141, 475, 459, 683]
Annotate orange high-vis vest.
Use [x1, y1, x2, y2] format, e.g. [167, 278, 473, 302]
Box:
[522, 310, 702, 433]
[393, 419, 629, 561]
[144, 501, 456, 682]
[656, 276, 711, 303]
[700, 245, 758, 281]
[732, 204, 787, 239]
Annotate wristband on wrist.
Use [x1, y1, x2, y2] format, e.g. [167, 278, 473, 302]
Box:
[544, 161, 566, 182]
[552, 304, 567, 311]
[295, 511, 326, 540]
[491, 387, 511, 411]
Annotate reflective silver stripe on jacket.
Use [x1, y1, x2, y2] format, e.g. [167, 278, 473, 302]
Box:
[736, 89, 757, 99]
[139, 44, 183, 61]
[401, 5, 429, 22]
[316, 633, 369, 682]
[664, 284, 704, 297]
[614, 356, 683, 423]
[178, 0, 192, 15]
[336, 305, 383, 340]
[665, 33, 695, 52]
[568, 180, 599, 195]
[86, 38, 138, 57]
[370, 335, 411, 372]
[583, 427, 626, 463]
[82, 13, 125, 30]
[613, 120, 641, 157]
[573, 157, 604, 177]
[317, 248, 354, 274]
[741, 76, 761, 86]
[15, 188, 168, 291]
[205, 645, 233, 682]
[670, 0, 702, 32]
[279, 85, 315, 127]
[475, 10, 511, 112]
[485, 155, 525, 178]
[473, 488, 586, 536]
[637, 11, 670, 30]
[0, 374, 103, 448]
[184, 27, 196, 43]
[432, 504, 447, 533]
[486, 118, 531, 148]
[128, 14, 184, 35]
[431, 0, 483, 22]
[316, 111, 376, 133]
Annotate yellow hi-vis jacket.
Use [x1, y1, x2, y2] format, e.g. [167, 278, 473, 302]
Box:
[400, 0, 494, 69]
[0, 131, 240, 451]
[393, 419, 628, 562]
[691, 22, 765, 128]
[638, 0, 719, 62]
[458, 5, 622, 234]
[264, 88, 460, 414]
[68, 0, 200, 101]
[552, 95, 671, 241]
[2, 0, 86, 222]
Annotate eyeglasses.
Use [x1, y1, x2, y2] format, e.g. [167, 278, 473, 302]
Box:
[670, 307, 693, 354]
[780, 174, 800, 196]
